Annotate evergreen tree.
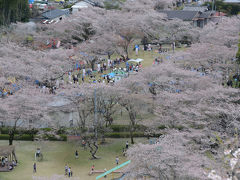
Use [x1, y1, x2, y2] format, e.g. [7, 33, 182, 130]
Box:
[0, 0, 30, 26]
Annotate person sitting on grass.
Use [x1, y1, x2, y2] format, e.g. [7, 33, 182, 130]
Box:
[9, 164, 13, 171]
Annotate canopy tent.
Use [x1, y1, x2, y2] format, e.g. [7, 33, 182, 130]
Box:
[127, 58, 144, 63]
[0, 146, 16, 157]
[0, 145, 17, 171]
[108, 72, 115, 78]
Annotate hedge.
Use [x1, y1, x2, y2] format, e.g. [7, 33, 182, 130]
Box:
[42, 134, 67, 141]
[104, 132, 162, 138]
[0, 134, 33, 141]
[0, 134, 9, 140]
[105, 132, 144, 138]
[0, 127, 38, 135]
[109, 124, 147, 132]
[0, 134, 67, 141]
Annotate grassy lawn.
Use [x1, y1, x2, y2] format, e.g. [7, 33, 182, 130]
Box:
[62, 45, 177, 84]
[0, 138, 147, 180]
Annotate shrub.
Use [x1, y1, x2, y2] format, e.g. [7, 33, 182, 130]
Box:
[59, 134, 67, 141]
[170, 125, 185, 131]
[104, 1, 120, 10]
[0, 134, 33, 141]
[105, 132, 145, 138]
[0, 134, 9, 140]
[15, 134, 33, 141]
[43, 134, 58, 141]
[0, 128, 38, 135]
[0, 127, 9, 134]
[42, 134, 67, 141]
[56, 127, 66, 135]
[109, 124, 147, 132]
[41, 128, 52, 132]
[158, 125, 167, 130]
[109, 125, 129, 132]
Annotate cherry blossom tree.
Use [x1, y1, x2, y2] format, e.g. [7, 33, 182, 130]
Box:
[0, 87, 51, 145]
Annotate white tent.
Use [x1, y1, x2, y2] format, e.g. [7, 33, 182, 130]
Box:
[128, 58, 144, 63]
[72, 2, 89, 13]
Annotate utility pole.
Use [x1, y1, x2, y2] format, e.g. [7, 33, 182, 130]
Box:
[94, 89, 98, 139]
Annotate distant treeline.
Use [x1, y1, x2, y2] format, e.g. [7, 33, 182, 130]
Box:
[204, 0, 240, 16]
[0, 0, 30, 26]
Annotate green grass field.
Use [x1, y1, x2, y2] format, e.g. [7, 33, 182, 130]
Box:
[63, 45, 178, 84]
[0, 138, 147, 180]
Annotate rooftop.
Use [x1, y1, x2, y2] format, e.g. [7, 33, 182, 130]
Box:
[159, 10, 199, 21]
[42, 9, 69, 20]
[159, 10, 215, 21]
[0, 145, 15, 157]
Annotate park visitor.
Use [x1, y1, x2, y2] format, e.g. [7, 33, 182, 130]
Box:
[116, 156, 119, 165]
[68, 167, 71, 177]
[75, 150, 79, 159]
[126, 141, 129, 149]
[104, 168, 107, 178]
[33, 163, 36, 173]
[65, 164, 68, 175]
[91, 165, 95, 171]
[9, 164, 13, 171]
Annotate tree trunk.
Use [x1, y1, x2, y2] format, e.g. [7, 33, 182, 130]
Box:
[9, 133, 14, 145]
[107, 52, 111, 59]
[88, 141, 99, 159]
[91, 61, 95, 71]
[130, 128, 134, 144]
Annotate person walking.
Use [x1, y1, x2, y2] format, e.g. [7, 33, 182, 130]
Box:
[135, 44, 139, 55]
[75, 150, 79, 159]
[172, 42, 175, 53]
[126, 141, 129, 149]
[33, 163, 36, 173]
[68, 167, 71, 177]
[116, 156, 119, 165]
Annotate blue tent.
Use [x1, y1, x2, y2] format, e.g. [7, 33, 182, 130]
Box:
[29, 0, 34, 4]
[108, 72, 115, 78]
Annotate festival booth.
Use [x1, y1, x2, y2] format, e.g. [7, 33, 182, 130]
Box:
[0, 146, 17, 172]
[127, 58, 144, 63]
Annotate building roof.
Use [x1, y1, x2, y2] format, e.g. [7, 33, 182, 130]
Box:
[159, 10, 199, 21]
[0, 146, 15, 157]
[159, 10, 215, 21]
[183, 6, 208, 12]
[42, 9, 69, 19]
[198, 11, 214, 18]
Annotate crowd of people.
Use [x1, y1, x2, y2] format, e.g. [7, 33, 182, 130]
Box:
[1, 157, 17, 171]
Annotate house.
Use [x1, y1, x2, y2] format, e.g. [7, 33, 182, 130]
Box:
[183, 5, 208, 12]
[72, 1, 90, 13]
[159, 10, 215, 28]
[41, 9, 70, 21]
